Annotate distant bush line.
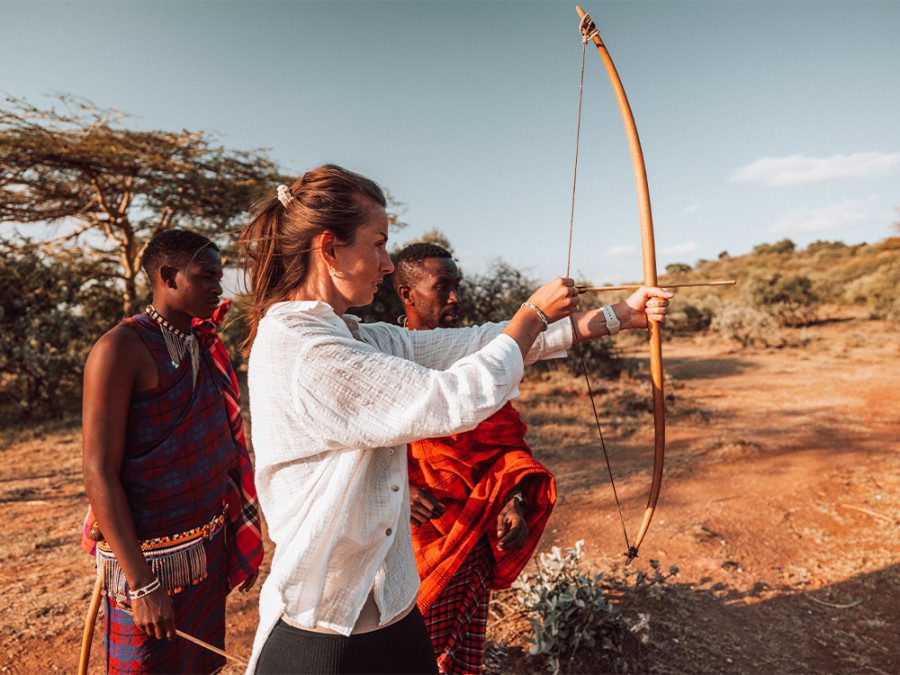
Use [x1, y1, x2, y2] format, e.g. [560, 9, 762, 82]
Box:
[2, 236, 898, 421]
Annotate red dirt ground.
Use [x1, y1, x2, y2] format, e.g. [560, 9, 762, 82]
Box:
[1, 317, 897, 673]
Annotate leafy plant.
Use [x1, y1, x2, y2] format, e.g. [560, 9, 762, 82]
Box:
[752, 238, 796, 255]
[513, 541, 680, 674]
[460, 260, 539, 325]
[514, 541, 618, 673]
[630, 558, 680, 599]
[564, 337, 626, 380]
[710, 302, 781, 347]
[667, 302, 714, 334]
[844, 262, 900, 321]
[0, 239, 121, 419]
[745, 272, 819, 327]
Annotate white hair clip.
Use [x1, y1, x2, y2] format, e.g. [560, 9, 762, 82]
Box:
[276, 185, 294, 208]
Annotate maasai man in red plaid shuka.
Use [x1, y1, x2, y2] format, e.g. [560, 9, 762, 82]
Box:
[394, 244, 556, 675]
[82, 230, 263, 673]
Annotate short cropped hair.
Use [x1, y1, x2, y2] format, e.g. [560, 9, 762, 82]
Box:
[141, 229, 218, 281]
[393, 243, 453, 289]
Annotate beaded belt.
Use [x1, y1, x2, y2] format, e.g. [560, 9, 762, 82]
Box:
[96, 505, 226, 601]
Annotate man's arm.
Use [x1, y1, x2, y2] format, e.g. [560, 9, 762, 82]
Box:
[82, 326, 176, 640]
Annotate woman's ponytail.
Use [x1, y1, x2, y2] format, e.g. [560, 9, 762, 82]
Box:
[238, 165, 386, 355]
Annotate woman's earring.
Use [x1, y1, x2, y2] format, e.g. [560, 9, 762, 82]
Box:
[329, 265, 336, 276]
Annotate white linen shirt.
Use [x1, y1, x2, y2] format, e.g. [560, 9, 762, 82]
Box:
[246, 301, 572, 672]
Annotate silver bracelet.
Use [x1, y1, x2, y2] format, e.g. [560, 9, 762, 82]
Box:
[129, 577, 161, 600]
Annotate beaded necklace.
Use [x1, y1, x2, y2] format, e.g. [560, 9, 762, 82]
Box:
[146, 305, 190, 367]
[144, 308, 202, 397]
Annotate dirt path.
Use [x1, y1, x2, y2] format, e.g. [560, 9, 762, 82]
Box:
[1, 318, 897, 673]
[517, 318, 900, 673]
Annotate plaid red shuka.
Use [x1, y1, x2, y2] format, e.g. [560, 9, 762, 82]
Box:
[407, 401, 556, 612]
[424, 540, 492, 675]
[81, 300, 263, 591]
[192, 299, 264, 590]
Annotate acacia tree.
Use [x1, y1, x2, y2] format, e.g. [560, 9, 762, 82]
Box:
[0, 95, 289, 313]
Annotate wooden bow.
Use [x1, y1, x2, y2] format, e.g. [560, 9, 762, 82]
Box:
[576, 6, 664, 564]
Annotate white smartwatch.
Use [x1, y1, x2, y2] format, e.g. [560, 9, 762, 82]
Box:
[601, 305, 620, 335]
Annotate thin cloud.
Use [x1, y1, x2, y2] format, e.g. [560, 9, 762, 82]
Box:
[730, 152, 900, 186]
[604, 245, 637, 259]
[767, 201, 865, 235]
[661, 242, 700, 257]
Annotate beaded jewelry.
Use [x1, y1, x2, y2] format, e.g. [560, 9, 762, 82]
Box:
[129, 577, 161, 600]
[146, 306, 200, 385]
[97, 508, 226, 602]
[147, 305, 188, 366]
[521, 302, 549, 331]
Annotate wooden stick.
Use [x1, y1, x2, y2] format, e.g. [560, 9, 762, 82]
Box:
[175, 629, 248, 666]
[77, 574, 104, 675]
[578, 280, 736, 293]
[119, 606, 248, 666]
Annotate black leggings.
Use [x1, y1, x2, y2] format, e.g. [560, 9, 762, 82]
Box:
[255, 607, 439, 674]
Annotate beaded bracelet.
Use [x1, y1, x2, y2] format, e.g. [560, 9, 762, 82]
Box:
[129, 577, 161, 600]
[521, 302, 549, 331]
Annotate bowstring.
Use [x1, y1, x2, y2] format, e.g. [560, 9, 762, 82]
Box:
[567, 19, 632, 553]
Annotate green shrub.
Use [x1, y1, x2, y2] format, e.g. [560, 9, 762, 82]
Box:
[664, 263, 692, 275]
[0, 242, 121, 419]
[514, 541, 621, 674]
[746, 272, 818, 327]
[710, 302, 781, 347]
[513, 541, 679, 674]
[845, 262, 900, 321]
[806, 240, 848, 257]
[630, 558, 681, 599]
[561, 337, 625, 380]
[753, 238, 796, 255]
[461, 260, 538, 325]
[667, 302, 714, 334]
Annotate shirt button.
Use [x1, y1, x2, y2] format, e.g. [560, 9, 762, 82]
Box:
[391, 485, 399, 492]
[385, 528, 392, 536]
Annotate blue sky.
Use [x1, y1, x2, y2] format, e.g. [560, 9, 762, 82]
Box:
[2, 0, 898, 285]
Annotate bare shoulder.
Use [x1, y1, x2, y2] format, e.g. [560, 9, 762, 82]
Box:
[85, 322, 157, 390]
[87, 322, 141, 363]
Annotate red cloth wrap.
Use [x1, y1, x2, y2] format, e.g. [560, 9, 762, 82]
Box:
[408, 401, 556, 612]
[193, 300, 264, 590]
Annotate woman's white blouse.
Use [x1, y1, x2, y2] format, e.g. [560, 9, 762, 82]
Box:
[246, 301, 572, 670]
